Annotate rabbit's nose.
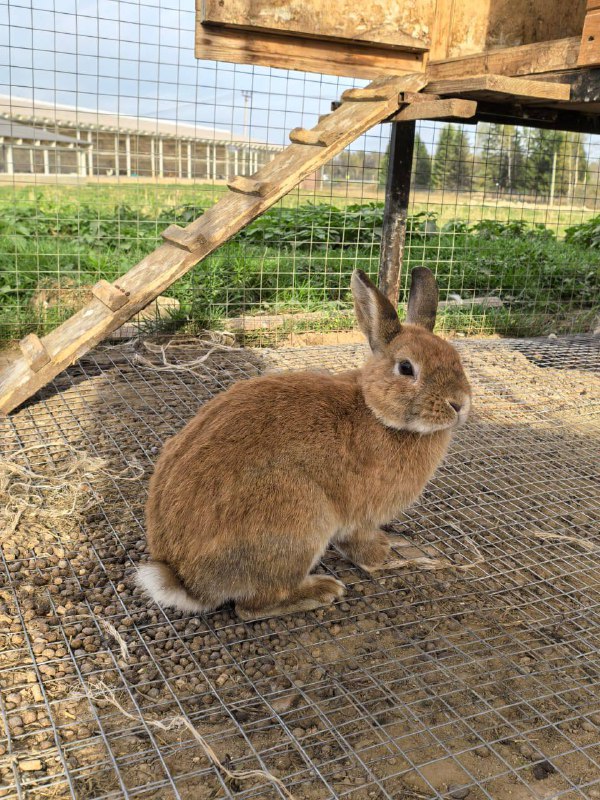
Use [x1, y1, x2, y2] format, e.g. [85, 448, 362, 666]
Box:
[448, 401, 462, 413]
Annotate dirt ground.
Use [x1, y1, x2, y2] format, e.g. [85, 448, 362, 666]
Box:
[0, 335, 599, 800]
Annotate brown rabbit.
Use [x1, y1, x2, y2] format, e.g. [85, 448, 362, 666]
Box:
[139, 267, 471, 619]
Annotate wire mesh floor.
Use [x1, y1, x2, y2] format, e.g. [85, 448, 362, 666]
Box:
[1, 334, 599, 800]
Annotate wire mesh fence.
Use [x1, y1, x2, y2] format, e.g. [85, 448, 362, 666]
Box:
[1, 334, 599, 799]
[1, 3, 600, 800]
[1, 0, 599, 346]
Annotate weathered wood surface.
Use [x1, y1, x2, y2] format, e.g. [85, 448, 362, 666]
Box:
[378, 121, 415, 306]
[579, 8, 600, 66]
[197, 0, 585, 79]
[427, 37, 581, 81]
[424, 74, 571, 103]
[289, 127, 334, 146]
[441, 0, 586, 61]
[201, 0, 433, 51]
[388, 98, 477, 122]
[19, 335, 50, 373]
[195, 24, 424, 80]
[0, 73, 426, 415]
[91, 280, 130, 312]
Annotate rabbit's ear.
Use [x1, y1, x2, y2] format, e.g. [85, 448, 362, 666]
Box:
[351, 270, 401, 351]
[405, 267, 438, 331]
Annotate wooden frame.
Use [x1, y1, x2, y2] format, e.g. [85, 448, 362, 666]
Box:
[5, 0, 600, 414]
[196, 1, 590, 81]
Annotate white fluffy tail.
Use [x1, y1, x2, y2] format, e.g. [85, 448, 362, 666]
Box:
[136, 561, 208, 613]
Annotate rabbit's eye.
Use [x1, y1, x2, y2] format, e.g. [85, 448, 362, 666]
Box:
[396, 360, 415, 377]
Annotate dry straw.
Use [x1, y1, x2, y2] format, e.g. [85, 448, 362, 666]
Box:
[0, 443, 144, 540]
[134, 337, 237, 378]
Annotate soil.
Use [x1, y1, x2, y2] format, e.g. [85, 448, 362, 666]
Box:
[0, 334, 599, 800]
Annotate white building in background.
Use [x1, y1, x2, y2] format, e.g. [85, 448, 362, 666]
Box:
[0, 95, 282, 181]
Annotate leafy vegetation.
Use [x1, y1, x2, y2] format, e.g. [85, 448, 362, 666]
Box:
[0, 195, 598, 343]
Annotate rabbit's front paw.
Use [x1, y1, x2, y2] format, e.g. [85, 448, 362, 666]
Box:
[339, 530, 391, 572]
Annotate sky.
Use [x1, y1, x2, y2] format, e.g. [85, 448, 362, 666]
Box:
[3, 1, 594, 162]
[0, 0, 442, 156]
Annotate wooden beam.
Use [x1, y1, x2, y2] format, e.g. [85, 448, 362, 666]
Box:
[427, 37, 581, 81]
[424, 74, 571, 103]
[341, 87, 397, 102]
[378, 121, 415, 306]
[473, 102, 600, 134]
[201, 0, 430, 52]
[195, 25, 424, 81]
[387, 98, 477, 122]
[579, 9, 600, 66]
[0, 73, 427, 414]
[533, 67, 600, 106]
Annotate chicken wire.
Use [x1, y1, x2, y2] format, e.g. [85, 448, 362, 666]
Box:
[1, 0, 600, 346]
[1, 333, 599, 800]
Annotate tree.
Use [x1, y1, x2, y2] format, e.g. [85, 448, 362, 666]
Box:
[378, 131, 432, 190]
[412, 133, 432, 190]
[522, 129, 563, 196]
[432, 125, 456, 189]
[432, 125, 473, 191]
[475, 124, 528, 194]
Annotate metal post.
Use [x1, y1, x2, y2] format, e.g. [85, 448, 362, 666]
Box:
[87, 130, 93, 176]
[378, 121, 416, 306]
[6, 143, 14, 175]
[125, 133, 132, 176]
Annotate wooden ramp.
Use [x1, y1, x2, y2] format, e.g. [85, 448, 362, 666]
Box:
[0, 73, 426, 414]
[0, 71, 569, 414]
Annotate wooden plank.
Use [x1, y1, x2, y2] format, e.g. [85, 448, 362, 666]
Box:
[427, 37, 581, 81]
[427, 0, 454, 61]
[91, 280, 130, 311]
[341, 87, 399, 102]
[388, 98, 477, 121]
[200, 0, 433, 51]
[0, 73, 427, 415]
[534, 67, 600, 104]
[579, 10, 600, 66]
[443, 1, 586, 61]
[19, 334, 50, 373]
[195, 25, 424, 81]
[424, 74, 571, 102]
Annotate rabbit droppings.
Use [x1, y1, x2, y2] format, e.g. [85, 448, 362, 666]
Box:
[139, 267, 471, 619]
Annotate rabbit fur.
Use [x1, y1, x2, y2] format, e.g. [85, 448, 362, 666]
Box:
[139, 267, 471, 619]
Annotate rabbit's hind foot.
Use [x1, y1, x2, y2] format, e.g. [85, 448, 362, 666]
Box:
[236, 575, 345, 620]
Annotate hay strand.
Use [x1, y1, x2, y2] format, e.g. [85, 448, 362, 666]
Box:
[533, 530, 598, 552]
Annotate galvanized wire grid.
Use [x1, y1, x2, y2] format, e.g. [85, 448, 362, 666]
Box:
[2, 0, 600, 345]
[1, 334, 599, 799]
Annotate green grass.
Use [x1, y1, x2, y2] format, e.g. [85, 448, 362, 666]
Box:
[1, 187, 598, 344]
